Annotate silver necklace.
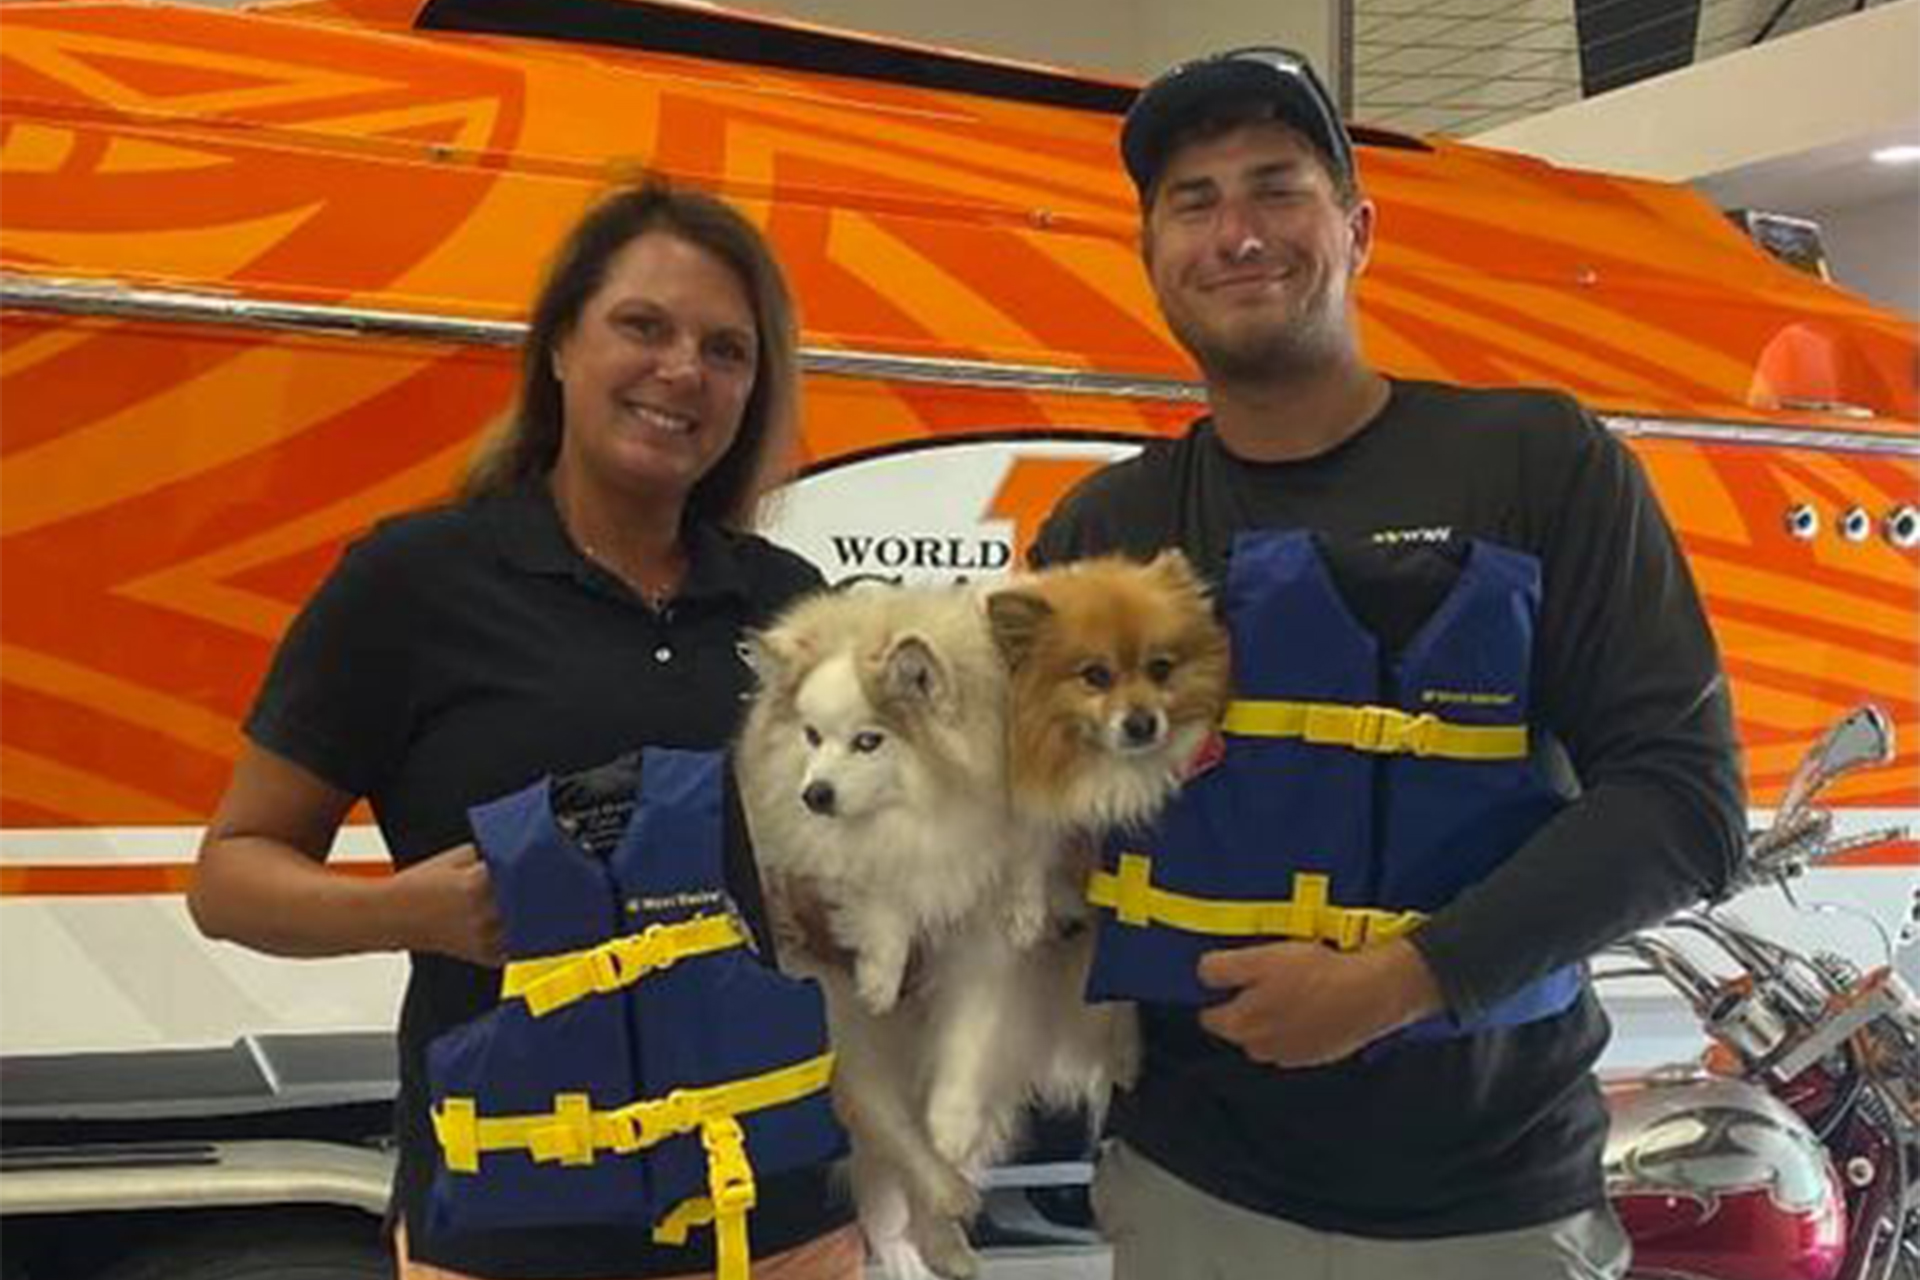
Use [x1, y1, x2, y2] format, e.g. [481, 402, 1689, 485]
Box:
[580, 542, 678, 610]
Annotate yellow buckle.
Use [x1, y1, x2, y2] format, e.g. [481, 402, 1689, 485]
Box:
[434, 1097, 480, 1174]
[605, 1097, 670, 1153]
[1324, 907, 1371, 950]
[503, 913, 751, 1018]
[629, 1090, 699, 1147]
[702, 1117, 758, 1215]
[1398, 713, 1442, 756]
[1283, 872, 1330, 942]
[1351, 705, 1392, 752]
[602, 1109, 642, 1155]
[528, 1093, 597, 1166]
[623, 925, 664, 973]
[586, 945, 627, 994]
[1339, 706, 1443, 756]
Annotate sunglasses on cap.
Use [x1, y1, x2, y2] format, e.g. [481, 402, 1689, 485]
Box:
[1120, 46, 1355, 200]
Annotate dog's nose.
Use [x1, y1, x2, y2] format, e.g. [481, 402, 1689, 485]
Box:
[802, 781, 837, 815]
[1121, 708, 1162, 747]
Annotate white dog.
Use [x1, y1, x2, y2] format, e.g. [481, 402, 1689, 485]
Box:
[736, 581, 1129, 1279]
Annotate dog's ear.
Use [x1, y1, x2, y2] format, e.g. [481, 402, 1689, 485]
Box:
[1147, 549, 1206, 600]
[745, 626, 810, 686]
[985, 589, 1053, 669]
[881, 633, 951, 709]
[739, 630, 777, 685]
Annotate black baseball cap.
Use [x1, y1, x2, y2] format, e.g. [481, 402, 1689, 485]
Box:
[1121, 46, 1355, 201]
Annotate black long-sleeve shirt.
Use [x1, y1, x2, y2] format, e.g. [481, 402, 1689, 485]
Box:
[1031, 379, 1745, 1236]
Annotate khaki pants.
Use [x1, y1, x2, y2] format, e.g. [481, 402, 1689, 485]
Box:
[394, 1223, 865, 1280]
[1093, 1140, 1631, 1280]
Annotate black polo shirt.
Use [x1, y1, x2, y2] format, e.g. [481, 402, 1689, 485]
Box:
[245, 481, 846, 1277]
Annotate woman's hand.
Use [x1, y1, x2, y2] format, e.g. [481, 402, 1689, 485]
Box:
[390, 843, 506, 967]
[192, 744, 505, 964]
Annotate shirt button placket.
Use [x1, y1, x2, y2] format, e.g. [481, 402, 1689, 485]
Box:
[652, 605, 675, 665]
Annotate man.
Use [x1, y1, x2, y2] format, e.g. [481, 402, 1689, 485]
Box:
[1031, 47, 1745, 1279]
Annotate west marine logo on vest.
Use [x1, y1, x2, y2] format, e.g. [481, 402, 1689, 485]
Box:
[1369, 525, 1455, 546]
[764, 436, 1143, 585]
[1422, 689, 1517, 707]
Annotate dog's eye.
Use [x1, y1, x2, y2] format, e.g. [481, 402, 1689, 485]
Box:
[1145, 656, 1176, 684]
[851, 731, 885, 753]
[803, 726, 822, 748]
[1080, 663, 1114, 691]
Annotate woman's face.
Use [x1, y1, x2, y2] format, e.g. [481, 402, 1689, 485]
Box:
[551, 230, 759, 508]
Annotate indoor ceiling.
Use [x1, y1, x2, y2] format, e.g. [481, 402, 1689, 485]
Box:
[1693, 124, 1920, 216]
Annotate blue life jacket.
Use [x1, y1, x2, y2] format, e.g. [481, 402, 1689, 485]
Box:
[1086, 530, 1581, 1043]
[426, 748, 844, 1277]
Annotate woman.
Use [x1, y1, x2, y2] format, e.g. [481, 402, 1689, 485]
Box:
[189, 183, 861, 1280]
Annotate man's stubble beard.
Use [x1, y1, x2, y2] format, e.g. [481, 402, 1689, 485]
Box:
[1169, 301, 1351, 387]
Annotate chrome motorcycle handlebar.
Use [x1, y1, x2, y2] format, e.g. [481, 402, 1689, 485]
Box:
[1604, 705, 1907, 1070]
[1601, 707, 1917, 1280]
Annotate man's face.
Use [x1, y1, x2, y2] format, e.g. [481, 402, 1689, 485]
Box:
[1143, 119, 1374, 383]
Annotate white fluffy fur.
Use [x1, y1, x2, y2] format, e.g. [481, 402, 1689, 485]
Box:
[736, 582, 1131, 1279]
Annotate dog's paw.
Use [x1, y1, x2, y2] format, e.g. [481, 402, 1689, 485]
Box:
[869, 1237, 939, 1280]
[920, 1157, 982, 1222]
[908, 1216, 979, 1280]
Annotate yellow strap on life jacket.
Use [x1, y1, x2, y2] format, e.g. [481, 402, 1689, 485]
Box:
[1222, 699, 1528, 761]
[430, 1050, 835, 1174]
[1087, 855, 1427, 952]
[499, 913, 749, 1018]
[433, 1055, 830, 1280]
[651, 1116, 756, 1280]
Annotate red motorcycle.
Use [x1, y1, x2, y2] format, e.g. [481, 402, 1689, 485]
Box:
[1602, 706, 1919, 1280]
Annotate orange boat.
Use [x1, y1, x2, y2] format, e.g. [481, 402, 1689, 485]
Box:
[1, 0, 1914, 1262]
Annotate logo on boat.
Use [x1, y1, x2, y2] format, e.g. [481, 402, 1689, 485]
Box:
[765, 437, 1141, 585]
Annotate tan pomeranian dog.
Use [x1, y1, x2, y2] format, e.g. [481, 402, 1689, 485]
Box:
[986, 550, 1233, 839]
[976, 549, 1232, 1127]
[941, 551, 1231, 1251]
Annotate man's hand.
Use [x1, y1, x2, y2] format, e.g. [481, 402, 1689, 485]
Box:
[1196, 937, 1444, 1068]
[389, 843, 505, 967]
